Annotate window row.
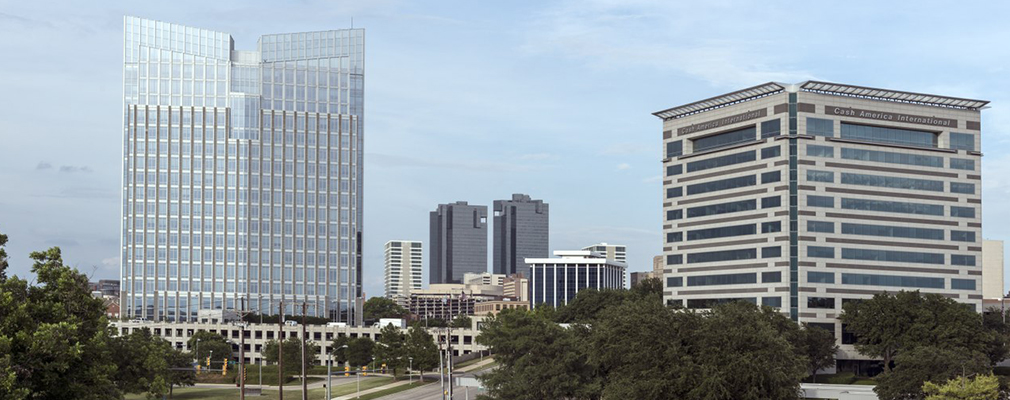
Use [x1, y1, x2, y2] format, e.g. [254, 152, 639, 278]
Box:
[686, 175, 756, 196]
[692, 126, 757, 153]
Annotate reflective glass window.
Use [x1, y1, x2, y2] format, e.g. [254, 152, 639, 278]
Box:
[686, 175, 756, 195]
[841, 273, 944, 289]
[687, 224, 757, 241]
[951, 182, 975, 194]
[762, 171, 781, 184]
[807, 118, 834, 137]
[807, 221, 834, 233]
[761, 146, 781, 159]
[807, 195, 834, 208]
[840, 123, 937, 148]
[666, 140, 683, 158]
[693, 127, 756, 153]
[687, 272, 757, 286]
[951, 278, 976, 290]
[841, 173, 943, 192]
[762, 271, 782, 282]
[761, 119, 781, 138]
[949, 132, 975, 151]
[807, 297, 835, 309]
[950, 230, 976, 242]
[807, 170, 834, 183]
[841, 223, 944, 240]
[687, 248, 757, 264]
[841, 248, 944, 264]
[808, 246, 835, 259]
[840, 198, 943, 216]
[840, 148, 943, 168]
[808, 271, 835, 283]
[762, 196, 781, 208]
[951, 206, 975, 218]
[950, 158, 975, 171]
[951, 255, 975, 266]
[686, 150, 756, 173]
[686, 199, 756, 218]
[762, 246, 781, 258]
[806, 145, 834, 158]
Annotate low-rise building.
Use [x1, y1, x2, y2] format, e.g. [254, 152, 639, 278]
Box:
[408, 283, 504, 320]
[474, 300, 531, 316]
[503, 273, 529, 302]
[111, 319, 487, 363]
[527, 250, 627, 308]
[462, 272, 506, 287]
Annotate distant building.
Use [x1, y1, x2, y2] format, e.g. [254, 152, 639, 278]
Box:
[983, 240, 1005, 299]
[475, 300, 530, 316]
[384, 240, 423, 307]
[631, 255, 666, 287]
[493, 194, 549, 276]
[90, 280, 121, 297]
[581, 243, 626, 263]
[527, 250, 627, 308]
[463, 272, 506, 287]
[503, 273, 529, 302]
[408, 283, 504, 320]
[430, 202, 488, 284]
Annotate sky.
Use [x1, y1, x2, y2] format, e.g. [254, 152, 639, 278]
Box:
[2, 0, 1010, 297]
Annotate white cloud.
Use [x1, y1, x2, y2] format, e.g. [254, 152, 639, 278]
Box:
[616, 163, 631, 171]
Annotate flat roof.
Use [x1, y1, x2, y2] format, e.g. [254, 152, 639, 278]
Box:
[653, 81, 989, 121]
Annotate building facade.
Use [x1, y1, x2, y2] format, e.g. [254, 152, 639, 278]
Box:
[503, 273, 529, 302]
[384, 240, 423, 307]
[120, 17, 365, 322]
[656, 81, 986, 359]
[581, 243, 626, 263]
[983, 240, 1004, 299]
[430, 202, 488, 284]
[463, 272, 506, 286]
[527, 250, 627, 308]
[630, 255, 666, 287]
[408, 283, 503, 320]
[492, 194, 549, 276]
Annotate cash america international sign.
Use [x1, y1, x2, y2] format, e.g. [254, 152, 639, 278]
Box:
[826, 106, 956, 128]
[678, 109, 768, 135]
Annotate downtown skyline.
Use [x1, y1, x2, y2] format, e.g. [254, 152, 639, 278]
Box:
[2, 1, 1010, 301]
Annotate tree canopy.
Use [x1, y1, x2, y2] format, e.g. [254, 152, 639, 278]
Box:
[186, 331, 233, 366]
[375, 324, 408, 376]
[363, 297, 407, 322]
[0, 245, 120, 399]
[112, 328, 195, 398]
[405, 326, 438, 378]
[839, 291, 1005, 400]
[478, 291, 816, 400]
[922, 373, 999, 400]
[263, 338, 320, 378]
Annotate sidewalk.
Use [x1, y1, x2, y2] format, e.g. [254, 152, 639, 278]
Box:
[331, 379, 414, 400]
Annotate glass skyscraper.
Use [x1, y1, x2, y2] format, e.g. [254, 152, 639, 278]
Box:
[120, 16, 364, 323]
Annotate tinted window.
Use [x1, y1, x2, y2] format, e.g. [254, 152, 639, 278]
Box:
[840, 148, 943, 168]
[687, 272, 757, 286]
[807, 221, 834, 233]
[841, 273, 944, 289]
[762, 271, 782, 282]
[762, 196, 781, 208]
[840, 123, 937, 148]
[686, 199, 756, 218]
[951, 278, 976, 290]
[841, 248, 944, 264]
[762, 171, 781, 184]
[686, 175, 756, 195]
[666, 140, 683, 158]
[841, 173, 944, 192]
[686, 150, 756, 173]
[807, 195, 834, 208]
[693, 127, 756, 153]
[808, 246, 835, 258]
[841, 223, 944, 240]
[840, 198, 943, 216]
[807, 170, 834, 183]
[807, 118, 834, 137]
[949, 158, 975, 171]
[762, 146, 781, 159]
[951, 206, 975, 218]
[762, 247, 782, 258]
[687, 248, 757, 264]
[949, 132, 975, 151]
[808, 271, 835, 283]
[761, 119, 781, 138]
[687, 224, 757, 241]
[806, 145, 834, 158]
[951, 182, 975, 194]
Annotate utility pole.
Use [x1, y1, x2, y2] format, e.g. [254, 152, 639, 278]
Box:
[447, 326, 453, 399]
[301, 302, 308, 400]
[236, 298, 251, 400]
[278, 300, 284, 400]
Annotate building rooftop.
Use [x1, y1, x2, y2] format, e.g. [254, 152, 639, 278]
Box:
[653, 81, 989, 121]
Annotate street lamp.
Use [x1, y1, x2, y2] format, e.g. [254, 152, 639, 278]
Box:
[195, 338, 201, 367]
[408, 357, 414, 384]
[329, 344, 348, 400]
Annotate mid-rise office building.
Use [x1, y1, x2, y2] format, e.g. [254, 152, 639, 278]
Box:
[582, 243, 626, 263]
[983, 240, 1004, 299]
[430, 202, 488, 284]
[527, 250, 627, 308]
[492, 194, 549, 276]
[120, 17, 365, 322]
[408, 283, 504, 320]
[463, 272, 506, 286]
[384, 240, 423, 307]
[656, 82, 985, 359]
[503, 273, 529, 302]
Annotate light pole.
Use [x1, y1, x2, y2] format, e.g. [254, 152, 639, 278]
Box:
[329, 344, 347, 400]
[195, 338, 201, 368]
[209, 349, 214, 372]
[409, 357, 413, 384]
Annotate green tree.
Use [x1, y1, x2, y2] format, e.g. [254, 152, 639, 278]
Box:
[112, 328, 194, 399]
[450, 315, 472, 328]
[0, 232, 8, 281]
[554, 288, 631, 323]
[330, 335, 350, 365]
[363, 297, 407, 322]
[799, 323, 838, 382]
[263, 338, 320, 378]
[405, 326, 438, 381]
[839, 291, 990, 371]
[629, 277, 663, 300]
[186, 331, 233, 366]
[923, 373, 999, 400]
[375, 324, 408, 376]
[875, 346, 991, 400]
[587, 294, 701, 399]
[346, 336, 375, 367]
[690, 301, 808, 400]
[981, 307, 1010, 365]
[0, 245, 120, 399]
[477, 308, 600, 400]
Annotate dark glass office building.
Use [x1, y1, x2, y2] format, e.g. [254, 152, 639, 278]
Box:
[492, 194, 549, 276]
[430, 201, 488, 284]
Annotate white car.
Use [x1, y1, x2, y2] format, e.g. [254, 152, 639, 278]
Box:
[284, 320, 298, 326]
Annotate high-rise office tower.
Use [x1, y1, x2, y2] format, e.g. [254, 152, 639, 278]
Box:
[492, 194, 549, 276]
[656, 81, 985, 352]
[430, 202, 487, 284]
[384, 240, 423, 307]
[581, 243, 626, 264]
[120, 17, 365, 322]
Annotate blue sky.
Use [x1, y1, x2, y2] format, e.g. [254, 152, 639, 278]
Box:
[2, 0, 1010, 297]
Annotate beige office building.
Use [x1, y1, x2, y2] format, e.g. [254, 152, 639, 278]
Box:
[384, 240, 423, 307]
[656, 82, 986, 362]
[582, 243, 626, 263]
[983, 240, 1004, 299]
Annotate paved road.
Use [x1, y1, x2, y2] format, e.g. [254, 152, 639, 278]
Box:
[375, 369, 489, 400]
